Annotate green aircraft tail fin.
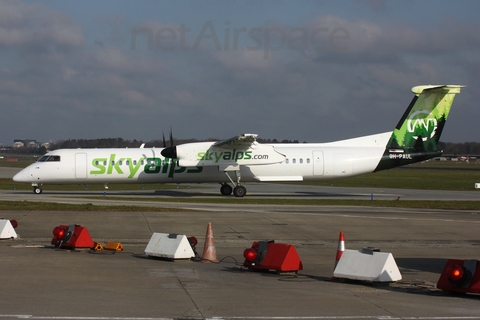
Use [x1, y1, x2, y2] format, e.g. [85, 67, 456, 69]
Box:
[375, 85, 463, 172]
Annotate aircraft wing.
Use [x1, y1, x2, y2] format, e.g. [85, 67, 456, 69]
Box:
[213, 134, 258, 149]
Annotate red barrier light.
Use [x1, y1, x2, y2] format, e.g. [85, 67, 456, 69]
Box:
[437, 259, 480, 294]
[188, 236, 198, 247]
[10, 220, 18, 229]
[243, 240, 303, 273]
[53, 227, 66, 239]
[243, 248, 258, 262]
[448, 265, 465, 282]
[51, 224, 94, 249]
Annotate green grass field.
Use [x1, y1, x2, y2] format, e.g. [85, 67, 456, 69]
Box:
[303, 161, 480, 191]
[0, 155, 37, 168]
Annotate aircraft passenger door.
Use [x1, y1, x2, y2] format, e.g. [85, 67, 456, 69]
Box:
[75, 153, 87, 179]
[313, 151, 324, 176]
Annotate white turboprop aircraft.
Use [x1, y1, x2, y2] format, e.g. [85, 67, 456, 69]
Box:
[13, 85, 463, 197]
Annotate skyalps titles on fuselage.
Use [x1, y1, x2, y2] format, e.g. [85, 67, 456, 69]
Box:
[13, 85, 463, 197]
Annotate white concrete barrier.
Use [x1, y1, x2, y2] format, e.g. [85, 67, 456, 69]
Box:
[0, 219, 17, 239]
[333, 248, 402, 282]
[145, 233, 195, 260]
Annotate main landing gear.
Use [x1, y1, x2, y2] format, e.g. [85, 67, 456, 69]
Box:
[220, 183, 246, 197]
[220, 182, 247, 198]
[220, 169, 247, 197]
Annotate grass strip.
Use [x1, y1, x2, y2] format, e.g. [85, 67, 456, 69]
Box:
[0, 200, 194, 212]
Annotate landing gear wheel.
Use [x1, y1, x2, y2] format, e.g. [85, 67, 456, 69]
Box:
[33, 186, 43, 194]
[233, 185, 246, 198]
[220, 184, 233, 196]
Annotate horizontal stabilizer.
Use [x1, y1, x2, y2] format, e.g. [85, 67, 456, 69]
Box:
[411, 85, 464, 95]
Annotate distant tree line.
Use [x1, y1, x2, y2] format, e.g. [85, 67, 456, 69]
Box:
[53, 138, 145, 149]
[438, 142, 480, 155]
[4, 138, 480, 156]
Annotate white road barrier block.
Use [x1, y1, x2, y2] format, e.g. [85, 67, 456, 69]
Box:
[145, 233, 195, 260]
[0, 219, 18, 239]
[333, 249, 402, 282]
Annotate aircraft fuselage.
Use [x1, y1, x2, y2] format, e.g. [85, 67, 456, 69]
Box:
[14, 131, 389, 186]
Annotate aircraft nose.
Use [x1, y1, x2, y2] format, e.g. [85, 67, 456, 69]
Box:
[13, 168, 31, 183]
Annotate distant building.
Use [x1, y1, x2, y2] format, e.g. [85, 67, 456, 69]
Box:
[12, 141, 24, 148]
[13, 139, 39, 148]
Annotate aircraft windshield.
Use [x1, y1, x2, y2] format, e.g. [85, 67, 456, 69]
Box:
[37, 155, 60, 162]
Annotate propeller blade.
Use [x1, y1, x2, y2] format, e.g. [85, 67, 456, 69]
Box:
[162, 130, 167, 148]
[161, 126, 177, 159]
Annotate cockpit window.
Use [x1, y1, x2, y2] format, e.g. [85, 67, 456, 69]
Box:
[37, 155, 61, 162]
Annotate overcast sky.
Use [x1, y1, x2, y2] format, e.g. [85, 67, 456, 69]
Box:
[1, 0, 479, 146]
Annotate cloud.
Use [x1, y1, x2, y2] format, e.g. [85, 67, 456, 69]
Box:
[359, 0, 386, 12]
[0, 2, 479, 145]
[214, 49, 275, 70]
[0, 0, 84, 51]
[308, 15, 480, 63]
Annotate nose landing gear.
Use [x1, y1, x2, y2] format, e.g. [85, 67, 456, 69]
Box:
[33, 186, 43, 194]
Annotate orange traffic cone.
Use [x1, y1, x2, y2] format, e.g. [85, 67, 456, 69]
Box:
[201, 222, 219, 263]
[334, 231, 345, 270]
